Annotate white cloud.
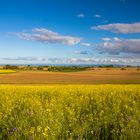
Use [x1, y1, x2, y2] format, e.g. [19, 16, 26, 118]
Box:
[81, 43, 91, 47]
[102, 37, 121, 41]
[113, 37, 121, 41]
[96, 38, 140, 55]
[94, 14, 101, 18]
[74, 50, 88, 55]
[3, 57, 47, 61]
[77, 13, 85, 18]
[1, 56, 140, 65]
[15, 28, 81, 46]
[91, 22, 140, 33]
[48, 57, 140, 65]
[102, 38, 111, 41]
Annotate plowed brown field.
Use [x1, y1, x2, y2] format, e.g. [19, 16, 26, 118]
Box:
[0, 68, 140, 84]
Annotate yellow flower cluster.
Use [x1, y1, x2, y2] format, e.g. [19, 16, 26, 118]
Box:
[0, 70, 16, 74]
[0, 85, 139, 139]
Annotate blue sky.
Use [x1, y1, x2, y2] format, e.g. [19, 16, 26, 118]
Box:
[0, 0, 140, 65]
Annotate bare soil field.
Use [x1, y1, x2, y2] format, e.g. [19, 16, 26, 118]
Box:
[0, 68, 140, 84]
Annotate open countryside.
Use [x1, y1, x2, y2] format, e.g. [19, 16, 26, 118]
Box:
[0, 0, 140, 139]
[0, 68, 140, 84]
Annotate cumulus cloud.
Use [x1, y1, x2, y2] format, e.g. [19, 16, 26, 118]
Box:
[74, 50, 88, 55]
[77, 13, 85, 18]
[91, 22, 140, 33]
[96, 38, 140, 55]
[15, 28, 81, 46]
[81, 43, 91, 47]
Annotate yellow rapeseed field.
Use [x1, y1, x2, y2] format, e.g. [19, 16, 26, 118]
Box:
[0, 70, 16, 74]
[0, 85, 140, 139]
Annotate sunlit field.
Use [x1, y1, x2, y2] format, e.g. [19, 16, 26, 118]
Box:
[0, 68, 140, 84]
[0, 70, 16, 74]
[0, 85, 139, 139]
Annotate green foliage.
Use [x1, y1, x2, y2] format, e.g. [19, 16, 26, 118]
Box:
[2, 65, 89, 72]
[99, 65, 114, 68]
[3, 65, 19, 70]
[47, 66, 88, 72]
[0, 85, 140, 139]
